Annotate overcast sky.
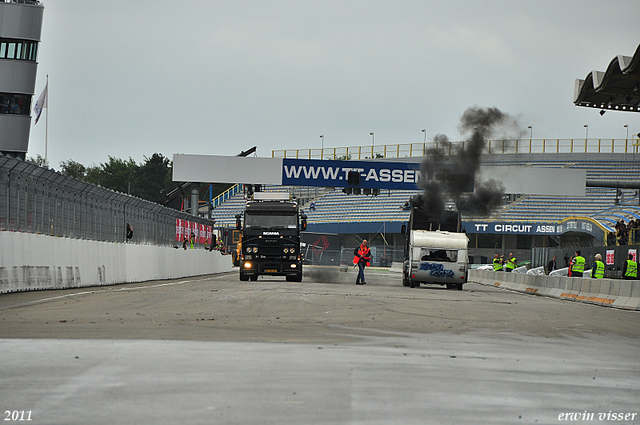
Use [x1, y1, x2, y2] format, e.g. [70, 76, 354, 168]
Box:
[27, 0, 640, 169]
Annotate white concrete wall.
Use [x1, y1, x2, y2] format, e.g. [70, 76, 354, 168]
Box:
[469, 269, 640, 310]
[0, 232, 234, 294]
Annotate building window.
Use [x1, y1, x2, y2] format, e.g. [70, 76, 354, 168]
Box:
[0, 39, 38, 61]
[0, 93, 32, 116]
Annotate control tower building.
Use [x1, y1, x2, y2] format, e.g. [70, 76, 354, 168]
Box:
[0, 0, 44, 159]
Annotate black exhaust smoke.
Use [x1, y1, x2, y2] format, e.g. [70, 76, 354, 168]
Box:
[416, 106, 524, 219]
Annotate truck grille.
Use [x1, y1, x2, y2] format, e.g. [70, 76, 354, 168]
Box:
[260, 244, 282, 256]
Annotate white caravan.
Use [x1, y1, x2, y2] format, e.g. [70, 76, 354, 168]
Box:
[403, 229, 469, 290]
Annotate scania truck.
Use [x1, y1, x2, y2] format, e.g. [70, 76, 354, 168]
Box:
[401, 205, 469, 290]
[237, 192, 306, 282]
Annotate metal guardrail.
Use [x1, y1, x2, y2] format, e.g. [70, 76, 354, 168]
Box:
[272, 138, 640, 160]
[211, 183, 243, 209]
[0, 155, 214, 246]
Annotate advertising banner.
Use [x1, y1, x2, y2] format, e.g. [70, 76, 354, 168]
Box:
[183, 220, 190, 241]
[281, 158, 421, 190]
[466, 221, 560, 235]
[606, 250, 615, 265]
[175, 219, 183, 242]
[465, 218, 605, 240]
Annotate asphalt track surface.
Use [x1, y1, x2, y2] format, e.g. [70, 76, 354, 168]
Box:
[1, 266, 639, 425]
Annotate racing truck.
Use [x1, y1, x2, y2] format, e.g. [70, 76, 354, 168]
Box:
[401, 204, 469, 290]
[237, 192, 307, 282]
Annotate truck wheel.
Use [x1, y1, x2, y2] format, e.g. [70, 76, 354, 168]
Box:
[402, 275, 410, 287]
[457, 284, 463, 291]
[250, 275, 258, 281]
[239, 273, 249, 281]
[410, 280, 419, 288]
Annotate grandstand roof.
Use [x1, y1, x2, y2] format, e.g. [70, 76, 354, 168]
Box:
[573, 43, 640, 114]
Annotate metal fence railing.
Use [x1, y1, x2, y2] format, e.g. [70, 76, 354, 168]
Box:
[0, 155, 215, 246]
[273, 138, 640, 160]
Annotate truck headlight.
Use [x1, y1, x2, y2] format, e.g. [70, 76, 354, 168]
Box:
[243, 262, 252, 269]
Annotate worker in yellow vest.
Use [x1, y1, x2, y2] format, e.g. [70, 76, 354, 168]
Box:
[493, 253, 503, 271]
[505, 252, 516, 272]
[570, 250, 586, 277]
[622, 254, 638, 280]
[591, 253, 605, 279]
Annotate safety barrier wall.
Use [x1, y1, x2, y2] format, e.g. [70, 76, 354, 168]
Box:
[0, 232, 233, 294]
[469, 269, 640, 310]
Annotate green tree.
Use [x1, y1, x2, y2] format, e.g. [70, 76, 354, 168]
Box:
[135, 153, 174, 202]
[84, 165, 104, 186]
[48, 153, 238, 212]
[97, 156, 138, 194]
[26, 154, 49, 168]
[59, 159, 86, 179]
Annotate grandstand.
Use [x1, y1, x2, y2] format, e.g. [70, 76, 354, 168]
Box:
[474, 153, 640, 231]
[210, 143, 639, 265]
[212, 152, 638, 230]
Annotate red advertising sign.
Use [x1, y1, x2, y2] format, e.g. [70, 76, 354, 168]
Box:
[606, 250, 615, 265]
[175, 219, 183, 242]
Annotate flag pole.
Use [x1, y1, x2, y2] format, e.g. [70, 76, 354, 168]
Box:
[45, 74, 48, 163]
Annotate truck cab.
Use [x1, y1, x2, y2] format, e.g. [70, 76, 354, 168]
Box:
[238, 192, 306, 282]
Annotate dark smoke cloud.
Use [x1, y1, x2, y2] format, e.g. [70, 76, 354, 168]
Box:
[304, 266, 347, 284]
[416, 106, 521, 218]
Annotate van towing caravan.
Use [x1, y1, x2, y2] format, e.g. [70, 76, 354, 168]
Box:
[401, 206, 469, 290]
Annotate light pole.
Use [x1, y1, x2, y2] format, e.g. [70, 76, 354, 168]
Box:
[421, 129, 426, 143]
[320, 134, 324, 150]
[370, 132, 375, 148]
[527, 126, 532, 140]
[584, 124, 588, 140]
[624, 125, 628, 140]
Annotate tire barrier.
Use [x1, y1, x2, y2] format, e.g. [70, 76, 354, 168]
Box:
[0, 232, 234, 294]
[469, 269, 640, 310]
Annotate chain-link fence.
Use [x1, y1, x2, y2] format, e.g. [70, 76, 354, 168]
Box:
[0, 155, 215, 246]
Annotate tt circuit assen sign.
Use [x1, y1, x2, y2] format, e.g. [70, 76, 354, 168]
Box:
[464, 219, 605, 240]
[468, 222, 559, 235]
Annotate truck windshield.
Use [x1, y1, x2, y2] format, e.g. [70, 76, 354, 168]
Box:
[245, 213, 298, 229]
[419, 248, 458, 262]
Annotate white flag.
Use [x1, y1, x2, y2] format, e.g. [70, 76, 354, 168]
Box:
[33, 82, 48, 125]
